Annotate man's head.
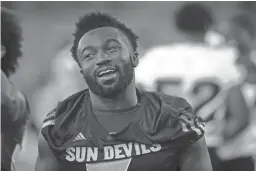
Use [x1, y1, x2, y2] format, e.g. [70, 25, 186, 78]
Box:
[226, 13, 255, 56]
[71, 12, 139, 98]
[1, 8, 23, 77]
[225, 13, 256, 84]
[175, 3, 214, 37]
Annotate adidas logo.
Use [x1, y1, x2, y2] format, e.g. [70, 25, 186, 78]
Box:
[73, 132, 87, 142]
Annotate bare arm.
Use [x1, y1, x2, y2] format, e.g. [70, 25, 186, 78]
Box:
[35, 132, 60, 171]
[1, 70, 27, 122]
[179, 137, 213, 171]
[223, 85, 250, 140]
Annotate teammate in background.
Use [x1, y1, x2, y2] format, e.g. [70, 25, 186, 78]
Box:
[1, 8, 30, 171]
[215, 13, 256, 171]
[135, 3, 241, 171]
[35, 12, 212, 171]
[136, 3, 239, 96]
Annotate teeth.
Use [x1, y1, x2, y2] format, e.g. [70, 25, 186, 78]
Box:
[99, 69, 116, 77]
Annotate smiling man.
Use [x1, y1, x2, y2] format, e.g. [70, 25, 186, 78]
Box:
[35, 12, 212, 171]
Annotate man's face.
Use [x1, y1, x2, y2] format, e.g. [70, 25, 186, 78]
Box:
[76, 27, 135, 98]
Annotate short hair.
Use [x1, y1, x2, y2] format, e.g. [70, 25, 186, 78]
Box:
[1, 8, 23, 77]
[175, 3, 214, 34]
[71, 12, 139, 63]
[231, 13, 255, 38]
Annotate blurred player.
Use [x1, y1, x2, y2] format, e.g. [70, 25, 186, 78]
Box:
[35, 12, 212, 171]
[135, 3, 241, 171]
[215, 13, 256, 171]
[1, 8, 30, 171]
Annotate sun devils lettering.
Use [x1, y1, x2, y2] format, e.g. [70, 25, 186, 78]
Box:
[65, 143, 161, 162]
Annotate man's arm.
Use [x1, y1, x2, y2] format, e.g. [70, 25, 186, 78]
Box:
[223, 85, 250, 140]
[35, 132, 60, 171]
[1, 70, 27, 122]
[179, 137, 213, 171]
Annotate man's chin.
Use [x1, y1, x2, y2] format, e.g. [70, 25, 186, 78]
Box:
[92, 82, 120, 98]
[99, 88, 122, 98]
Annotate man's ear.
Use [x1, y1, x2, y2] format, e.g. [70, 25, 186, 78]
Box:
[1, 45, 6, 59]
[131, 52, 139, 67]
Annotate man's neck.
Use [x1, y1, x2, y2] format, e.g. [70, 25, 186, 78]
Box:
[89, 83, 138, 111]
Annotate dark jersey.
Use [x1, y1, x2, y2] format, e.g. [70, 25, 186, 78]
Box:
[41, 89, 205, 171]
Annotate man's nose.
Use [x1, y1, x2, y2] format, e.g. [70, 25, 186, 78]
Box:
[96, 51, 112, 66]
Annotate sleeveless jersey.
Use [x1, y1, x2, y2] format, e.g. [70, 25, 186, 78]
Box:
[41, 89, 205, 171]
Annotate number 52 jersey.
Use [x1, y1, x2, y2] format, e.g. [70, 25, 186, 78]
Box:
[135, 43, 241, 147]
[41, 89, 205, 171]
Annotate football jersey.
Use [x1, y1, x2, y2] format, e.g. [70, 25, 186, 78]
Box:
[41, 89, 205, 171]
[217, 83, 256, 159]
[135, 43, 241, 147]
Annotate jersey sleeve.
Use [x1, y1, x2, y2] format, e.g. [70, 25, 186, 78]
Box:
[40, 108, 58, 154]
[42, 108, 56, 129]
[173, 99, 205, 147]
[163, 96, 205, 147]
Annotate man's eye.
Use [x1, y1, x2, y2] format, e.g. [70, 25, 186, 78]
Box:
[107, 46, 118, 52]
[84, 54, 94, 59]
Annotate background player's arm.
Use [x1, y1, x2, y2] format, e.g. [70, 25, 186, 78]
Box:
[223, 85, 250, 140]
[35, 132, 60, 171]
[1, 70, 27, 122]
[179, 137, 213, 171]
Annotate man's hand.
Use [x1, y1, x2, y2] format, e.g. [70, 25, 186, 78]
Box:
[179, 137, 213, 171]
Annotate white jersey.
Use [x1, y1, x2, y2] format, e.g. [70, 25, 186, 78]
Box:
[217, 83, 256, 159]
[135, 43, 241, 147]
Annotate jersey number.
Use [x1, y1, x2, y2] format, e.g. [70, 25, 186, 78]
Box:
[156, 78, 221, 120]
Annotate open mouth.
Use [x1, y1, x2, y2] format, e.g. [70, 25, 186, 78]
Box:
[97, 67, 118, 77]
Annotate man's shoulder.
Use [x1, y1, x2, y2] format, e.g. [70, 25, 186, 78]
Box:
[143, 90, 192, 114]
[140, 90, 205, 146]
[54, 89, 88, 113]
[60, 89, 89, 104]
[41, 89, 88, 128]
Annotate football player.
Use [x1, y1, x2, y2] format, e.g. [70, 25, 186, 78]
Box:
[35, 12, 212, 171]
[135, 3, 241, 171]
[1, 7, 30, 171]
[215, 13, 256, 171]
